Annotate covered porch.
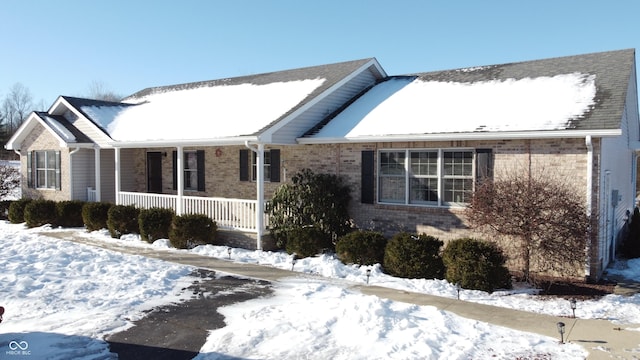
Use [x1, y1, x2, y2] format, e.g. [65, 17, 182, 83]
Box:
[109, 141, 273, 250]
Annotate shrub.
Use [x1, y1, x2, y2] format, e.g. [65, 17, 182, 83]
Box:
[107, 205, 140, 238]
[621, 207, 640, 258]
[336, 230, 387, 265]
[284, 226, 329, 258]
[169, 214, 217, 249]
[0, 200, 13, 220]
[56, 200, 86, 228]
[383, 232, 445, 279]
[139, 207, 175, 243]
[8, 198, 32, 224]
[442, 238, 512, 293]
[24, 199, 57, 228]
[267, 168, 352, 249]
[82, 202, 113, 231]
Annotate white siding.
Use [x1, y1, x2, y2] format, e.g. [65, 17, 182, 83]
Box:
[598, 68, 640, 271]
[119, 148, 137, 193]
[71, 117, 113, 146]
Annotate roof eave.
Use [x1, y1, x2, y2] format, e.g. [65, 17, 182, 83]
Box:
[109, 136, 260, 148]
[297, 129, 623, 144]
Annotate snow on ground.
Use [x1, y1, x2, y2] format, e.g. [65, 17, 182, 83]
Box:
[3, 222, 638, 359]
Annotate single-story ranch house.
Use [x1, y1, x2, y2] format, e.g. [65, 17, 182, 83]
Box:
[6, 49, 639, 281]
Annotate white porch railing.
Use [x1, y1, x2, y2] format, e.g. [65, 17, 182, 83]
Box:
[117, 192, 266, 232]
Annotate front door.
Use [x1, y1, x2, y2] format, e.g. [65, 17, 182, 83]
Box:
[147, 152, 163, 193]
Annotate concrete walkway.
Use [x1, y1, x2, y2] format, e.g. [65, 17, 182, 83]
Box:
[45, 231, 640, 360]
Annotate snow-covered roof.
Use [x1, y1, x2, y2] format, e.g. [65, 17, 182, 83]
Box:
[81, 78, 326, 142]
[65, 58, 381, 145]
[307, 73, 596, 138]
[303, 48, 636, 142]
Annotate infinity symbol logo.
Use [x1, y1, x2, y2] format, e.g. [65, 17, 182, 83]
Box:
[8, 340, 28, 350]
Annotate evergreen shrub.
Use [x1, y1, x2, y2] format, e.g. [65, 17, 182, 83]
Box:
[82, 202, 113, 231]
[169, 214, 217, 249]
[24, 199, 57, 228]
[442, 237, 512, 293]
[139, 207, 175, 243]
[107, 205, 140, 238]
[0, 200, 13, 220]
[284, 226, 327, 258]
[383, 232, 445, 279]
[336, 230, 387, 265]
[56, 200, 86, 228]
[8, 198, 32, 224]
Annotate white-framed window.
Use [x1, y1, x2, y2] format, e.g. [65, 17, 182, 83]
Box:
[184, 151, 198, 191]
[252, 150, 272, 182]
[31, 150, 61, 189]
[377, 149, 479, 206]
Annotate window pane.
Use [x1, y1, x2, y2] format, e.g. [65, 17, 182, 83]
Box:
[37, 170, 46, 187]
[36, 152, 45, 168]
[46, 151, 56, 168]
[410, 178, 438, 203]
[444, 178, 473, 203]
[410, 151, 437, 176]
[47, 170, 57, 188]
[183, 152, 198, 190]
[380, 151, 406, 176]
[379, 176, 405, 203]
[444, 151, 472, 176]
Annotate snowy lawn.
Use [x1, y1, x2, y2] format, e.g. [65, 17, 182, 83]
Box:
[3, 221, 639, 359]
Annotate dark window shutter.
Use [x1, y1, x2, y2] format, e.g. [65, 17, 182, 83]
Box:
[27, 151, 33, 188]
[197, 150, 205, 191]
[239, 149, 249, 181]
[270, 149, 280, 182]
[361, 150, 375, 204]
[476, 149, 493, 182]
[172, 151, 177, 190]
[55, 151, 61, 190]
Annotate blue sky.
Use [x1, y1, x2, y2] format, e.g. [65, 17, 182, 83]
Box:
[2, 0, 639, 107]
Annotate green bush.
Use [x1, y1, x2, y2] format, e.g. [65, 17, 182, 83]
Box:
[139, 207, 175, 243]
[621, 207, 640, 258]
[336, 230, 387, 265]
[267, 168, 352, 249]
[8, 198, 32, 224]
[383, 232, 445, 279]
[169, 214, 217, 249]
[82, 202, 113, 231]
[24, 199, 58, 228]
[442, 238, 512, 293]
[107, 205, 140, 238]
[0, 200, 13, 220]
[56, 200, 86, 228]
[284, 226, 329, 258]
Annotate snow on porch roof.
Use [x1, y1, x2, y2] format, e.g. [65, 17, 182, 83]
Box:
[75, 58, 378, 144]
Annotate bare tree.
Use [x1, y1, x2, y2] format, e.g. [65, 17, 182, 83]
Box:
[1, 83, 33, 133]
[87, 80, 122, 102]
[465, 168, 591, 282]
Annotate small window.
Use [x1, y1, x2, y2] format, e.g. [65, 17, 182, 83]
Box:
[252, 151, 272, 182]
[33, 150, 60, 189]
[184, 151, 198, 191]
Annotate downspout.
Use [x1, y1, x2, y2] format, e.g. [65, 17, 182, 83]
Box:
[245, 141, 264, 250]
[585, 135, 593, 280]
[69, 147, 80, 200]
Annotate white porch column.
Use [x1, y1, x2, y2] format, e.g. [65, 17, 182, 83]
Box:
[94, 146, 101, 202]
[255, 143, 265, 250]
[176, 145, 184, 215]
[114, 147, 121, 205]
